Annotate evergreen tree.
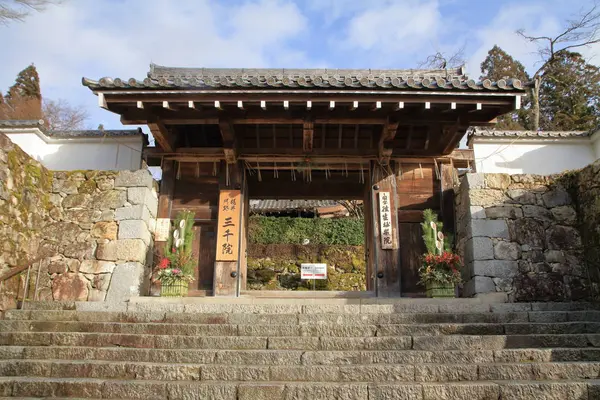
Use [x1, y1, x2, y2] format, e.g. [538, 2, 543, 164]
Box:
[7, 64, 41, 100]
[480, 45, 532, 130]
[539, 51, 600, 131]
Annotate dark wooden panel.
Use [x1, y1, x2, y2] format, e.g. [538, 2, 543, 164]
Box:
[396, 164, 440, 210]
[248, 172, 365, 200]
[172, 176, 219, 220]
[397, 210, 424, 223]
[399, 223, 426, 295]
[192, 223, 217, 290]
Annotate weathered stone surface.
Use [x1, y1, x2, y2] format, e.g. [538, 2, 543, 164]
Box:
[468, 189, 507, 207]
[523, 205, 553, 220]
[463, 276, 496, 296]
[494, 241, 520, 261]
[118, 219, 151, 245]
[465, 237, 494, 263]
[62, 193, 91, 209]
[52, 178, 78, 194]
[484, 173, 511, 190]
[127, 187, 158, 215]
[238, 384, 285, 400]
[506, 188, 537, 205]
[96, 239, 147, 263]
[423, 382, 500, 400]
[88, 288, 107, 301]
[115, 204, 152, 222]
[51, 273, 89, 301]
[63, 209, 102, 224]
[473, 260, 518, 279]
[95, 175, 115, 191]
[91, 190, 127, 210]
[469, 206, 486, 219]
[41, 222, 81, 243]
[63, 241, 96, 260]
[80, 260, 116, 274]
[91, 221, 118, 240]
[485, 205, 523, 219]
[551, 206, 577, 225]
[508, 219, 545, 248]
[542, 189, 571, 208]
[546, 225, 582, 250]
[465, 173, 485, 189]
[115, 169, 154, 188]
[470, 219, 509, 239]
[105, 262, 146, 302]
[545, 250, 566, 263]
[93, 273, 112, 291]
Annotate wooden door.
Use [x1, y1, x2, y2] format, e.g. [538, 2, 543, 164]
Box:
[192, 223, 217, 291]
[399, 223, 426, 296]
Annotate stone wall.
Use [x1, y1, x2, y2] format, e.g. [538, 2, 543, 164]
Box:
[0, 133, 157, 306]
[0, 133, 53, 307]
[40, 170, 158, 302]
[456, 173, 590, 302]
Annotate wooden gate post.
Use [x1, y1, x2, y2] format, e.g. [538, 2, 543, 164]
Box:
[213, 162, 246, 296]
[370, 162, 401, 297]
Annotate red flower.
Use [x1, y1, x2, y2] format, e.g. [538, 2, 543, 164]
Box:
[158, 258, 170, 269]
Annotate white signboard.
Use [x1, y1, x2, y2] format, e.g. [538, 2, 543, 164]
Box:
[301, 263, 327, 280]
[154, 218, 171, 242]
[379, 191, 393, 249]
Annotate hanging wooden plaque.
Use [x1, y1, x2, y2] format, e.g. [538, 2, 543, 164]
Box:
[379, 191, 393, 250]
[215, 190, 241, 261]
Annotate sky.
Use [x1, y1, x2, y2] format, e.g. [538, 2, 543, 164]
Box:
[1, 0, 599, 130]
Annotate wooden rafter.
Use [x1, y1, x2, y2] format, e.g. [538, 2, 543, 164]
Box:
[378, 119, 399, 166]
[303, 120, 314, 153]
[147, 120, 174, 152]
[218, 119, 237, 164]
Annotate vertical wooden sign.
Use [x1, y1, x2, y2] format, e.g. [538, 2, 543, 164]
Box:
[215, 190, 241, 261]
[379, 191, 393, 249]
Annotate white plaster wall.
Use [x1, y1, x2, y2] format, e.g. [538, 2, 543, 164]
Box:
[473, 141, 596, 175]
[5, 132, 142, 171]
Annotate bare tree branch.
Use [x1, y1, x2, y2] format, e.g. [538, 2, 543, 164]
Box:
[418, 45, 466, 69]
[42, 99, 89, 131]
[0, 0, 62, 24]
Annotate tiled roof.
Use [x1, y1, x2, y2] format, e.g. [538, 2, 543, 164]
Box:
[250, 199, 340, 212]
[0, 120, 142, 138]
[82, 64, 526, 92]
[468, 127, 591, 140]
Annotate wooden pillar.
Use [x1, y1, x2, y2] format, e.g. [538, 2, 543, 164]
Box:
[363, 179, 375, 292]
[370, 161, 401, 297]
[213, 162, 246, 296]
[440, 163, 456, 237]
[157, 160, 175, 219]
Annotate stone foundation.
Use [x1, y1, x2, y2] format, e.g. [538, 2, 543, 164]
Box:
[456, 172, 591, 302]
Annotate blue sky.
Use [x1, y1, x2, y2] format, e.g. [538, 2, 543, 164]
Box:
[1, 0, 598, 129]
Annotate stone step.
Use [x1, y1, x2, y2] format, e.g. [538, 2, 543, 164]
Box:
[3, 346, 600, 364]
[1, 359, 599, 382]
[6, 309, 600, 325]
[2, 320, 598, 336]
[2, 332, 599, 350]
[0, 376, 598, 400]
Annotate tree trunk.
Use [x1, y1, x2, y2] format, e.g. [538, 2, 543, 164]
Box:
[532, 76, 541, 131]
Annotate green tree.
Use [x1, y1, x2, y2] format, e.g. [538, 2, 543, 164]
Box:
[7, 64, 41, 100]
[539, 51, 600, 131]
[480, 45, 532, 130]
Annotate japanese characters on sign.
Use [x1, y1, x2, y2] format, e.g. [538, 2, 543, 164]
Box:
[215, 190, 241, 262]
[300, 264, 327, 280]
[154, 218, 171, 242]
[378, 191, 393, 250]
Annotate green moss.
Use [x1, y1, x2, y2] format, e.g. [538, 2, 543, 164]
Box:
[78, 179, 97, 194]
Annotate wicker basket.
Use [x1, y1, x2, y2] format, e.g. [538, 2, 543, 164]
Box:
[160, 280, 189, 297]
[426, 282, 455, 298]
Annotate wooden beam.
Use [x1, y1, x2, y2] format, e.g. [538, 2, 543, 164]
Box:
[425, 102, 431, 109]
[283, 100, 289, 110]
[373, 101, 382, 110]
[450, 102, 456, 110]
[188, 100, 196, 109]
[306, 100, 312, 110]
[147, 120, 174, 152]
[329, 101, 335, 110]
[303, 120, 314, 153]
[394, 102, 404, 110]
[477, 103, 482, 110]
[351, 101, 359, 110]
[237, 100, 244, 110]
[218, 120, 237, 164]
[136, 101, 144, 109]
[162, 101, 173, 110]
[379, 119, 399, 166]
[157, 159, 175, 221]
[515, 95, 521, 110]
[261, 100, 267, 110]
[98, 93, 108, 109]
[405, 126, 413, 150]
[214, 100, 222, 110]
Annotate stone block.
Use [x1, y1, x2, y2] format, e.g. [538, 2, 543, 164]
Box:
[470, 219, 509, 239]
[465, 173, 485, 189]
[238, 384, 285, 400]
[128, 187, 158, 216]
[468, 189, 507, 207]
[494, 241, 520, 260]
[52, 178, 79, 194]
[96, 239, 147, 263]
[62, 193, 91, 209]
[118, 220, 151, 245]
[115, 204, 152, 222]
[63, 241, 96, 260]
[546, 225, 582, 250]
[95, 175, 115, 191]
[485, 205, 523, 219]
[508, 219, 545, 248]
[80, 260, 116, 274]
[469, 206, 486, 219]
[545, 250, 566, 263]
[91, 221, 118, 240]
[542, 189, 571, 207]
[463, 276, 496, 296]
[506, 188, 537, 205]
[93, 274, 112, 291]
[51, 273, 89, 301]
[485, 173, 511, 190]
[91, 190, 127, 210]
[88, 288, 107, 301]
[473, 260, 518, 279]
[523, 205, 553, 220]
[114, 169, 154, 188]
[105, 262, 146, 302]
[551, 206, 577, 225]
[464, 237, 493, 263]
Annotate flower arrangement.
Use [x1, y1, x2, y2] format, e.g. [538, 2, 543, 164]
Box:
[154, 211, 195, 295]
[418, 209, 463, 297]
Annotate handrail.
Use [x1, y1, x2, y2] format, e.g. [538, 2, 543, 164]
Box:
[0, 255, 48, 310]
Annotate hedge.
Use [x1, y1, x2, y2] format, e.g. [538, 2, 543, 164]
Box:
[248, 216, 365, 246]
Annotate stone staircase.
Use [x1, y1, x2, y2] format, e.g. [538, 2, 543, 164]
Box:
[1, 299, 600, 399]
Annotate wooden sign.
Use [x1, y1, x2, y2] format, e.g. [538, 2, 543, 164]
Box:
[154, 218, 171, 242]
[215, 190, 241, 261]
[379, 191, 393, 249]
